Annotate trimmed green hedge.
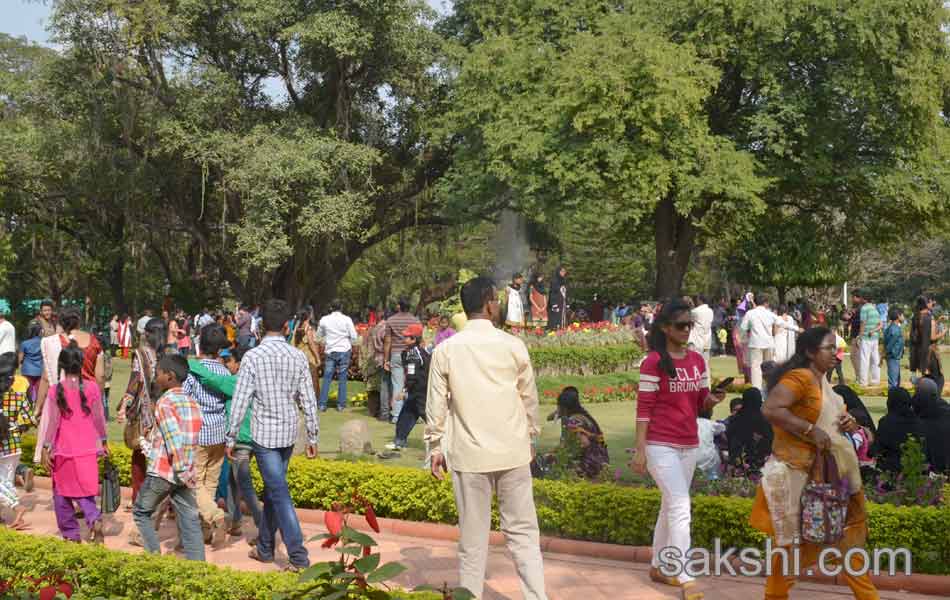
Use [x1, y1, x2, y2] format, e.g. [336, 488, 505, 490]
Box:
[0, 528, 294, 600]
[528, 344, 642, 376]
[19, 439, 950, 575]
[0, 529, 441, 600]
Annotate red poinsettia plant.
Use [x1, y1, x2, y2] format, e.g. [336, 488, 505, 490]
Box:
[278, 489, 401, 600]
[0, 573, 73, 599]
[280, 488, 474, 600]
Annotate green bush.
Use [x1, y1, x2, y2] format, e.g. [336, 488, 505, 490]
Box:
[528, 344, 642, 376]
[19, 439, 950, 575]
[0, 528, 294, 600]
[0, 524, 441, 600]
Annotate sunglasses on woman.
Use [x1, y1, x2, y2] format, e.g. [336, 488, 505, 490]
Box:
[671, 320, 693, 331]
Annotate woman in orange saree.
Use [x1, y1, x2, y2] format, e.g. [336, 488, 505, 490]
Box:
[751, 327, 879, 600]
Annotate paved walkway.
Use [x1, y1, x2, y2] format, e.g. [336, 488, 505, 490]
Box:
[8, 485, 937, 600]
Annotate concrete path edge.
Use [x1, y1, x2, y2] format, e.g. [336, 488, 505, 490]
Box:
[30, 477, 950, 597]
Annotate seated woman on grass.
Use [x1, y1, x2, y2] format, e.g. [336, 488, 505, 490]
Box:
[533, 387, 609, 480]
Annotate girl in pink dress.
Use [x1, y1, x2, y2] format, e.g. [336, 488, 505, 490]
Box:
[41, 342, 108, 543]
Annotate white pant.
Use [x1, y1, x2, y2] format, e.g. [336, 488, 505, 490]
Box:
[748, 347, 773, 391]
[646, 445, 698, 583]
[0, 453, 20, 509]
[451, 465, 547, 600]
[858, 338, 881, 386]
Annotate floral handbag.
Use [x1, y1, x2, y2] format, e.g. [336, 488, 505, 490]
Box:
[800, 450, 849, 545]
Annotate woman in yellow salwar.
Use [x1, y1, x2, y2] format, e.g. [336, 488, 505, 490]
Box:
[753, 326, 879, 600]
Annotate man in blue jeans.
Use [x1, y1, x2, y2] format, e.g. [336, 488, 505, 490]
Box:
[883, 307, 904, 389]
[317, 300, 358, 412]
[383, 299, 421, 424]
[226, 299, 320, 572]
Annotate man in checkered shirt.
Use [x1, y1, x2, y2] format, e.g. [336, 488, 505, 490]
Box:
[227, 299, 319, 571]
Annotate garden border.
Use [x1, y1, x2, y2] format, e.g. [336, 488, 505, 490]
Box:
[28, 476, 950, 597]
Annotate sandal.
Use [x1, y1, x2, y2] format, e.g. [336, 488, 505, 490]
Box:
[248, 547, 274, 564]
[89, 520, 105, 545]
[680, 581, 703, 600]
[649, 567, 681, 587]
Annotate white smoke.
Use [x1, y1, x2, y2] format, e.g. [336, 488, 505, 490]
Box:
[492, 209, 531, 284]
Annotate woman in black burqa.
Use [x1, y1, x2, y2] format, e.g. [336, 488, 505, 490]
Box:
[912, 377, 950, 474]
[546, 265, 568, 331]
[725, 388, 773, 473]
[871, 387, 923, 473]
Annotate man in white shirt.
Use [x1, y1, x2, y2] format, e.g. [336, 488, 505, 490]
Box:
[0, 309, 15, 354]
[316, 300, 358, 412]
[197, 308, 215, 330]
[740, 294, 801, 390]
[426, 276, 547, 600]
[688, 295, 715, 366]
[136, 309, 153, 336]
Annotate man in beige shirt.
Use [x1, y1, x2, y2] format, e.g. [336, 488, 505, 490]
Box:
[425, 276, 547, 600]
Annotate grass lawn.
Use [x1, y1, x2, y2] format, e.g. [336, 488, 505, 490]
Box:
[102, 349, 902, 474]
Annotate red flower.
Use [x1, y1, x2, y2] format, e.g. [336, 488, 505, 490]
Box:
[38, 587, 58, 600]
[57, 583, 73, 598]
[324, 510, 344, 537]
[363, 545, 372, 557]
[365, 504, 380, 533]
[321, 536, 340, 548]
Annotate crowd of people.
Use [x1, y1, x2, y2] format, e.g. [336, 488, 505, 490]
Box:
[0, 278, 949, 600]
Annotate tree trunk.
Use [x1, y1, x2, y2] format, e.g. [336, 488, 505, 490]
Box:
[269, 241, 368, 313]
[108, 253, 127, 315]
[653, 194, 696, 299]
[777, 286, 788, 306]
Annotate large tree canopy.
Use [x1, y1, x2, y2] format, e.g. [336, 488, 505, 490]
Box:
[1, 0, 451, 312]
[439, 0, 950, 298]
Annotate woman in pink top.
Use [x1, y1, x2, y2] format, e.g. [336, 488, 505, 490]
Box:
[176, 318, 192, 356]
[40, 342, 108, 544]
[631, 298, 725, 600]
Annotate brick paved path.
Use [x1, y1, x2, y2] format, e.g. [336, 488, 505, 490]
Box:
[9, 484, 938, 600]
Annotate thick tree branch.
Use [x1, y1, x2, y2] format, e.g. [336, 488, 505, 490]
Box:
[278, 42, 302, 109]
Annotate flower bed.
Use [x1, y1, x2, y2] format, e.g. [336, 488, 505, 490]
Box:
[515, 321, 639, 348]
[540, 384, 635, 404]
[529, 344, 643, 377]
[20, 438, 948, 576]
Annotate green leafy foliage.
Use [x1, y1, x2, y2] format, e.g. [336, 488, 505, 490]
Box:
[16, 438, 950, 574]
[1, 0, 451, 311]
[0, 528, 295, 600]
[439, 0, 950, 297]
[528, 344, 643, 376]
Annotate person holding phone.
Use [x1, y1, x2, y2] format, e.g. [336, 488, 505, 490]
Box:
[631, 298, 725, 600]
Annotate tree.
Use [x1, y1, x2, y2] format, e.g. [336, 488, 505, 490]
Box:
[723, 212, 848, 305]
[437, 7, 765, 298]
[438, 0, 950, 298]
[26, 0, 452, 309]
